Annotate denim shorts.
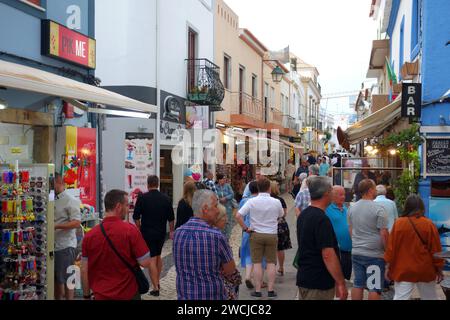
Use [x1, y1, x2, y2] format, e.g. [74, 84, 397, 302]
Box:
[352, 254, 385, 293]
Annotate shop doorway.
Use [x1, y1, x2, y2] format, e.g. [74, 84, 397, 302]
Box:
[160, 149, 174, 202]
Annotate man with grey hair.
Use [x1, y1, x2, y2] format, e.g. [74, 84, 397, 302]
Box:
[202, 171, 218, 195]
[173, 190, 237, 300]
[374, 185, 398, 232]
[295, 164, 320, 217]
[296, 177, 348, 300]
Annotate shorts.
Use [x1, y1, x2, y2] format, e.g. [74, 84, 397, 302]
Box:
[144, 237, 165, 258]
[298, 287, 335, 300]
[249, 233, 277, 264]
[55, 247, 77, 285]
[352, 254, 385, 293]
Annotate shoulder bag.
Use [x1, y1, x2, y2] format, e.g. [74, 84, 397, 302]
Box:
[407, 217, 435, 265]
[100, 223, 150, 295]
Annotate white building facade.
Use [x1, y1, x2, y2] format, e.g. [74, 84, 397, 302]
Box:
[96, 0, 216, 208]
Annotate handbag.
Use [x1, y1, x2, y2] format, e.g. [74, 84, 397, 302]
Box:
[100, 223, 150, 295]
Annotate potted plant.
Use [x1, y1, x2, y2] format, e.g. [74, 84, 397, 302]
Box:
[188, 86, 199, 101]
[198, 85, 209, 101]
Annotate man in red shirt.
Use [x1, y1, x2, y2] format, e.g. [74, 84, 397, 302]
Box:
[81, 190, 151, 300]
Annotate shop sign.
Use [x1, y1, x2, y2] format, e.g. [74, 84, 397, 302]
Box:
[290, 137, 302, 143]
[401, 83, 422, 118]
[41, 20, 96, 69]
[10, 147, 22, 154]
[124, 133, 155, 217]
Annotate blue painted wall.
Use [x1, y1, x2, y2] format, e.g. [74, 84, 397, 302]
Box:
[420, 0, 450, 126]
[418, 0, 450, 217]
[0, 0, 94, 77]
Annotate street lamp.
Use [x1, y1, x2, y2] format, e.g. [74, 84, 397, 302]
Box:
[263, 60, 286, 83]
[271, 66, 285, 83]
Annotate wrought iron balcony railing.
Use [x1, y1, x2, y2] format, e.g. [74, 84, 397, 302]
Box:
[270, 108, 283, 126]
[229, 92, 264, 121]
[282, 115, 297, 130]
[186, 58, 225, 107]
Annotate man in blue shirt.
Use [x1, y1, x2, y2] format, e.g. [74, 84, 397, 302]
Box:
[325, 186, 352, 280]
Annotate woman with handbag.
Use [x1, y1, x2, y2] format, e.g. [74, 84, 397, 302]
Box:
[270, 181, 292, 276]
[384, 194, 445, 300]
[216, 174, 235, 239]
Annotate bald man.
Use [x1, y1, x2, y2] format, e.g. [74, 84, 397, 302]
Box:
[325, 186, 352, 280]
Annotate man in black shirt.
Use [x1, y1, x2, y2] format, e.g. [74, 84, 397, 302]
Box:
[133, 176, 175, 297]
[296, 176, 348, 300]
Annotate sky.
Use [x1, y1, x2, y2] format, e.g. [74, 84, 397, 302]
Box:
[224, 0, 378, 118]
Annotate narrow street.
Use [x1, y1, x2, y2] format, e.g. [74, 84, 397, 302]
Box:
[145, 193, 447, 301]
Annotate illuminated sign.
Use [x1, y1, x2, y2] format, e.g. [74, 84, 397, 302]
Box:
[42, 20, 96, 69]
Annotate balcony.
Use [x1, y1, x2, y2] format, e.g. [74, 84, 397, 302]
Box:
[401, 61, 419, 80]
[228, 92, 265, 128]
[186, 58, 225, 107]
[371, 94, 390, 113]
[282, 115, 298, 137]
[367, 39, 390, 78]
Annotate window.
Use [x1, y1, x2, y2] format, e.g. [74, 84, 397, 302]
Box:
[188, 28, 198, 91]
[251, 74, 257, 98]
[270, 87, 275, 107]
[399, 16, 405, 80]
[411, 0, 420, 59]
[223, 54, 231, 90]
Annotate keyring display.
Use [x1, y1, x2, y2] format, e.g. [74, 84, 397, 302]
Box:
[1, 166, 52, 301]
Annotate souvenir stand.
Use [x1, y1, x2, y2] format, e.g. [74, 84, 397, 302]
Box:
[0, 162, 55, 300]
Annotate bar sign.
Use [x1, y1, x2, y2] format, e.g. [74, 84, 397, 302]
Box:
[401, 83, 422, 118]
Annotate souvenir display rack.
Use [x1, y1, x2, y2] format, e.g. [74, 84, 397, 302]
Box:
[0, 162, 54, 300]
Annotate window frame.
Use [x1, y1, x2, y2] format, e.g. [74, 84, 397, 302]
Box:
[251, 74, 258, 98]
[410, 0, 420, 60]
[223, 54, 231, 90]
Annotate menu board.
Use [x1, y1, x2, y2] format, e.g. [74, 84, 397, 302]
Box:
[426, 138, 450, 175]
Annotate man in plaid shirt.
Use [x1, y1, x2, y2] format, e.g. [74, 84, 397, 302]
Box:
[173, 189, 237, 300]
[202, 171, 218, 195]
[295, 165, 319, 217]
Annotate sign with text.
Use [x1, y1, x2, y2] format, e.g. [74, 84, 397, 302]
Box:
[42, 20, 96, 69]
[124, 133, 155, 219]
[425, 138, 450, 176]
[401, 83, 422, 118]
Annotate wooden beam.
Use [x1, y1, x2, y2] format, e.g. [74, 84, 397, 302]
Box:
[0, 108, 53, 126]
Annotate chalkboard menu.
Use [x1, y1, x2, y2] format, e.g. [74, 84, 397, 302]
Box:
[426, 138, 450, 175]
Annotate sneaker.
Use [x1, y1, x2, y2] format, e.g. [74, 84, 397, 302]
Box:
[148, 290, 160, 297]
[245, 279, 254, 289]
[267, 291, 277, 298]
[251, 291, 262, 298]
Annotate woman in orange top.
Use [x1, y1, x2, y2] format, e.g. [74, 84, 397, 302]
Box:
[384, 194, 445, 300]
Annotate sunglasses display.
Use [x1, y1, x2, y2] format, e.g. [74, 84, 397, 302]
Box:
[1, 167, 52, 301]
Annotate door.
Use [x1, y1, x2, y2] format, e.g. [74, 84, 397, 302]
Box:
[239, 66, 245, 113]
[188, 28, 198, 92]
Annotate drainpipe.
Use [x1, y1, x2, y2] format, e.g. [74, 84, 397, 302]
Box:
[155, 0, 160, 179]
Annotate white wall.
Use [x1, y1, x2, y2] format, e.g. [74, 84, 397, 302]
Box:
[95, 0, 157, 87]
[158, 0, 214, 97]
[390, 0, 413, 78]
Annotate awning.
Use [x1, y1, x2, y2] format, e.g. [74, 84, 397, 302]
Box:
[340, 96, 402, 145]
[0, 59, 158, 114]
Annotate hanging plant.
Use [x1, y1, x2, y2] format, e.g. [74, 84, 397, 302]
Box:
[379, 123, 422, 210]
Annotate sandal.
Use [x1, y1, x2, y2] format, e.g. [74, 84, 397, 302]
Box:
[277, 268, 284, 276]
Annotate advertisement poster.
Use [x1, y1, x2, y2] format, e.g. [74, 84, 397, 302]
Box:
[63, 126, 97, 209]
[429, 198, 450, 271]
[124, 132, 155, 216]
[186, 105, 209, 129]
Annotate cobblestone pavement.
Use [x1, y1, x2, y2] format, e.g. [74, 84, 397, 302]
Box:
[142, 194, 448, 301]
